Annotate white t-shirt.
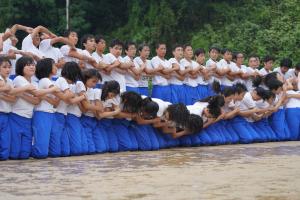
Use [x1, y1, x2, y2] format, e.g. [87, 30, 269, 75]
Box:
[67, 81, 86, 117]
[103, 53, 126, 92]
[35, 78, 55, 113]
[0, 75, 13, 113]
[168, 58, 183, 85]
[84, 87, 96, 117]
[233, 64, 247, 84]
[151, 56, 171, 86]
[55, 77, 70, 115]
[21, 34, 45, 59]
[180, 58, 198, 87]
[124, 56, 139, 87]
[244, 67, 259, 91]
[286, 90, 300, 108]
[133, 57, 150, 87]
[259, 68, 272, 76]
[151, 97, 171, 117]
[205, 58, 219, 83]
[190, 101, 208, 122]
[12, 76, 37, 118]
[92, 51, 105, 84]
[60, 45, 83, 63]
[238, 92, 256, 122]
[81, 49, 95, 69]
[217, 59, 234, 86]
[273, 67, 296, 80]
[3, 39, 22, 76]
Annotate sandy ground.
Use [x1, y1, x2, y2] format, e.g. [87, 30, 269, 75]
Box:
[1, 142, 300, 200]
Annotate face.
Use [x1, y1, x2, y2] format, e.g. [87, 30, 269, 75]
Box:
[224, 94, 234, 104]
[203, 108, 213, 118]
[51, 63, 57, 76]
[86, 77, 99, 88]
[223, 51, 232, 61]
[156, 44, 166, 58]
[264, 60, 273, 70]
[235, 53, 244, 65]
[209, 49, 219, 61]
[23, 63, 36, 77]
[272, 87, 282, 94]
[172, 47, 183, 59]
[280, 66, 289, 74]
[0, 61, 12, 78]
[110, 45, 122, 57]
[96, 39, 106, 52]
[248, 57, 257, 68]
[140, 46, 150, 59]
[235, 92, 245, 101]
[267, 96, 275, 105]
[84, 38, 96, 52]
[68, 32, 78, 46]
[252, 91, 262, 101]
[10, 36, 18, 46]
[184, 46, 193, 59]
[107, 92, 117, 99]
[126, 45, 137, 58]
[196, 53, 206, 65]
[32, 34, 41, 47]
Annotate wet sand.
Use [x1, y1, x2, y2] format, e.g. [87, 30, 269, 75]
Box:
[1, 142, 300, 200]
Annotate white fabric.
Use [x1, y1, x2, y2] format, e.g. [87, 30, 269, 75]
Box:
[216, 59, 234, 86]
[238, 92, 256, 122]
[150, 56, 171, 86]
[81, 49, 95, 69]
[0, 75, 13, 113]
[67, 81, 86, 117]
[133, 57, 150, 87]
[286, 90, 300, 108]
[168, 58, 182, 85]
[60, 45, 83, 63]
[180, 58, 198, 87]
[35, 78, 55, 113]
[21, 34, 45, 59]
[55, 77, 70, 115]
[3, 39, 22, 76]
[205, 58, 219, 83]
[259, 68, 272, 76]
[124, 56, 139, 87]
[84, 88, 96, 117]
[151, 97, 171, 117]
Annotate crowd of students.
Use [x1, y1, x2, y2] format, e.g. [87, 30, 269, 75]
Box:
[0, 24, 300, 160]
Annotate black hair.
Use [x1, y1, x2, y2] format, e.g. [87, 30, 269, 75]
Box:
[124, 41, 136, 51]
[64, 29, 77, 37]
[223, 87, 236, 97]
[95, 35, 105, 44]
[254, 87, 270, 101]
[61, 61, 83, 83]
[209, 46, 220, 53]
[295, 63, 300, 71]
[252, 76, 263, 88]
[221, 48, 232, 55]
[248, 54, 258, 60]
[235, 83, 248, 94]
[166, 103, 189, 127]
[252, 72, 281, 89]
[207, 95, 223, 118]
[171, 44, 182, 52]
[280, 58, 292, 68]
[0, 56, 11, 66]
[109, 39, 123, 48]
[15, 56, 34, 76]
[138, 43, 150, 52]
[81, 34, 95, 48]
[35, 58, 55, 80]
[186, 114, 203, 134]
[81, 68, 102, 84]
[232, 52, 243, 61]
[194, 48, 206, 57]
[140, 97, 159, 119]
[263, 55, 275, 63]
[183, 44, 192, 51]
[212, 81, 235, 97]
[264, 90, 276, 101]
[155, 42, 166, 49]
[120, 91, 142, 113]
[101, 80, 120, 101]
[267, 79, 283, 91]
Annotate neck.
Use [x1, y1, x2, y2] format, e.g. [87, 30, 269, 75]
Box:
[96, 49, 103, 55]
[24, 75, 31, 82]
[158, 55, 164, 60]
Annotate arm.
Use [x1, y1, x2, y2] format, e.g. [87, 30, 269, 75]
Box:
[40, 96, 60, 107]
[18, 93, 40, 105]
[0, 93, 16, 103]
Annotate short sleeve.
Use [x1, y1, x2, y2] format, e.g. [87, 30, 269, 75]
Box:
[39, 39, 52, 52]
[151, 57, 160, 68]
[21, 34, 34, 51]
[39, 78, 53, 89]
[76, 81, 86, 93]
[13, 76, 28, 87]
[244, 93, 256, 108]
[94, 88, 102, 100]
[60, 45, 70, 56]
[55, 77, 69, 91]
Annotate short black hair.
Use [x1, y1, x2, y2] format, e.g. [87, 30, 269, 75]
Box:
[183, 44, 192, 51]
[140, 97, 159, 119]
[109, 39, 123, 48]
[101, 80, 120, 101]
[124, 41, 136, 51]
[263, 55, 275, 63]
[221, 48, 232, 55]
[171, 44, 182, 52]
[0, 56, 11, 66]
[15, 56, 34, 76]
[194, 48, 206, 57]
[95, 35, 105, 44]
[166, 103, 189, 128]
[64, 29, 77, 37]
[121, 91, 142, 113]
[81, 34, 95, 48]
[234, 83, 248, 94]
[138, 43, 150, 52]
[81, 68, 102, 84]
[209, 46, 220, 53]
[61, 61, 83, 83]
[280, 58, 293, 68]
[35, 58, 55, 80]
[155, 42, 166, 49]
[186, 114, 203, 134]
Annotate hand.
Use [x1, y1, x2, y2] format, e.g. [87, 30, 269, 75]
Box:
[25, 27, 34, 34]
[51, 86, 60, 93]
[113, 60, 121, 67]
[26, 84, 36, 92]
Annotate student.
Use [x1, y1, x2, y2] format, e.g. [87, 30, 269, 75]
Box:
[51, 62, 86, 157]
[31, 58, 60, 158]
[81, 34, 102, 69]
[205, 46, 220, 85]
[150, 42, 173, 102]
[245, 55, 260, 91]
[273, 58, 294, 80]
[194, 48, 210, 99]
[168, 44, 185, 103]
[285, 87, 300, 140]
[180, 45, 201, 105]
[0, 57, 15, 160]
[259, 55, 274, 76]
[232, 52, 249, 84]
[134, 44, 152, 96]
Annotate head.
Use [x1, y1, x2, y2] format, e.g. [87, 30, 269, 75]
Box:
[81, 34, 96, 52]
[125, 41, 137, 58]
[221, 48, 232, 62]
[95, 35, 106, 52]
[155, 42, 167, 58]
[139, 97, 159, 120]
[222, 87, 236, 103]
[138, 43, 150, 59]
[171, 44, 183, 60]
[279, 58, 292, 74]
[233, 52, 244, 66]
[32, 33, 41, 47]
[10, 35, 18, 46]
[61, 62, 83, 84]
[64, 30, 78, 46]
[109, 39, 123, 57]
[0, 56, 12, 79]
[35, 58, 56, 80]
[248, 55, 258, 68]
[265, 90, 276, 105]
[183, 44, 193, 60]
[252, 87, 269, 101]
[163, 103, 189, 128]
[15, 56, 35, 78]
[263, 55, 275, 71]
[194, 48, 206, 65]
[82, 68, 102, 88]
[120, 91, 142, 113]
[234, 83, 248, 101]
[209, 46, 220, 61]
[101, 80, 120, 101]
[185, 114, 203, 134]
[205, 95, 223, 118]
[267, 79, 283, 94]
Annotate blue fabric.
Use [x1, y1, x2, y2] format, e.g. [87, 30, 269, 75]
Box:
[81, 115, 97, 154]
[151, 85, 171, 102]
[223, 120, 240, 144]
[231, 116, 259, 144]
[32, 111, 54, 158]
[197, 129, 212, 145]
[184, 85, 200, 105]
[197, 84, 209, 100]
[269, 109, 291, 140]
[253, 118, 277, 142]
[170, 84, 186, 104]
[129, 123, 152, 151]
[139, 87, 149, 96]
[126, 86, 140, 93]
[286, 108, 300, 140]
[9, 75, 16, 80]
[94, 119, 118, 153]
[0, 112, 10, 160]
[9, 113, 32, 159]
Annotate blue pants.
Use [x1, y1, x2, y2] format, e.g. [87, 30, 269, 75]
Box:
[139, 87, 149, 96]
[184, 85, 200, 105]
[81, 115, 97, 154]
[9, 113, 32, 159]
[66, 114, 87, 156]
[269, 109, 291, 141]
[32, 111, 54, 158]
[126, 86, 140, 93]
[94, 119, 118, 152]
[231, 116, 259, 144]
[0, 112, 10, 160]
[151, 85, 171, 102]
[197, 84, 209, 100]
[197, 129, 212, 145]
[286, 108, 300, 140]
[222, 120, 240, 144]
[130, 123, 159, 151]
[179, 135, 192, 147]
[170, 84, 186, 104]
[253, 118, 277, 142]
